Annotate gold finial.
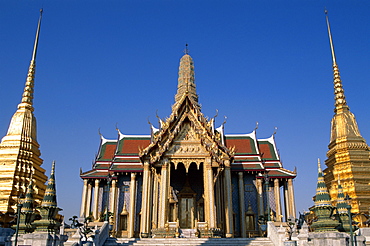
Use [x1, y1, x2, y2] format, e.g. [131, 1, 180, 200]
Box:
[32, 9, 43, 61]
[174, 48, 198, 107]
[51, 160, 55, 175]
[325, 9, 337, 66]
[325, 9, 348, 112]
[20, 9, 43, 108]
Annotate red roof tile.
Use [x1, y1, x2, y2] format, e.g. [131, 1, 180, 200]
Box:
[119, 138, 151, 155]
[259, 142, 273, 159]
[102, 144, 116, 160]
[226, 138, 254, 154]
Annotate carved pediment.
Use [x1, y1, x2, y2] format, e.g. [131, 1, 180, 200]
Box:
[166, 122, 208, 158]
[174, 122, 197, 142]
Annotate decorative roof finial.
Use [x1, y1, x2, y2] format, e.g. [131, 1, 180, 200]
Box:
[184, 43, 189, 55]
[32, 9, 43, 61]
[317, 158, 322, 173]
[174, 47, 198, 107]
[325, 9, 336, 65]
[273, 126, 278, 136]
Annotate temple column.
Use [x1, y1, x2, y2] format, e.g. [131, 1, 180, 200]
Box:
[86, 181, 92, 217]
[283, 180, 291, 220]
[274, 179, 282, 222]
[215, 177, 222, 227]
[224, 164, 234, 237]
[287, 179, 296, 219]
[140, 162, 150, 237]
[238, 172, 246, 237]
[256, 178, 264, 218]
[158, 161, 169, 228]
[152, 174, 159, 227]
[110, 179, 117, 229]
[146, 168, 153, 233]
[204, 159, 216, 228]
[93, 179, 100, 221]
[128, 173, 137, 238]
[80, 179, 88, 218]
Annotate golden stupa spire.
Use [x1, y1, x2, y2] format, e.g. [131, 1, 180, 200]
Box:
[174, 44, 199, 108]
[325, 10, 348, 113]
[19, 8, 43, 110]
[325, 10, 362, 142]
[0, 9, 47, 215]
[323, 10, 370, 216]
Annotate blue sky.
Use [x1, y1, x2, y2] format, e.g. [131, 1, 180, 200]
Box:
[0, 1, 369, 221]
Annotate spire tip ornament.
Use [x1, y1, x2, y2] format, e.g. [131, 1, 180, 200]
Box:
[184, 43, 189, 55]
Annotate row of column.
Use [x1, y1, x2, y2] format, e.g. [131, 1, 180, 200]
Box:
[79, 171, 296, 238]
[139, 159, 234, 237]
[251, 175, 296, 224]
[79, 174, 138, 237]
[80, 179, 118, 220]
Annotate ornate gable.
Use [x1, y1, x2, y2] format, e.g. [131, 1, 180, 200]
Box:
[140, 96, 233, 168]
[139, 53, 233, 168]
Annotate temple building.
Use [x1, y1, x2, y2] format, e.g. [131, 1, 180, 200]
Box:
[0, 9, 47, 226]
[80, 50, 297, 238]
[323, 11, 370, 216]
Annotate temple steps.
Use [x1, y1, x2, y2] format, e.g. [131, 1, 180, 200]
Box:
[109, 237, 274, 246]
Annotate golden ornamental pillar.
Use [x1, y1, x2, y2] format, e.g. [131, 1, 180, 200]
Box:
[93, 179, 100, 221]
[86, 181, 92, 218]
[110, 179, 117, 226]
[80, 179, 88, 218]
[256, 178, 264, 218]
[274, 179, 282, 222]
[287, 179, 296, 218]
[140, 162, 150, 237]
[205, 160, 216, 228]
[224, 164, 234, 237]
[128, 172, 136, 238]
[238, 172, 246, 237]
[146, 168, 153, 233]
[152, 174, 159, 228]
[158, 160, 169, 228]
[283, 180, 291, 219]
[215, 176, 222, 228]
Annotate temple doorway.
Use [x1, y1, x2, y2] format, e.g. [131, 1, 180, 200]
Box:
[179, 197, 194, 228]
[170, 162, 204, 229]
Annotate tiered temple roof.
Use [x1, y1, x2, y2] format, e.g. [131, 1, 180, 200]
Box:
[81, 128, 295, 179]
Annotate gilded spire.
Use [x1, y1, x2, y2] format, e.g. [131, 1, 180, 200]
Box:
[325, 10, 363, 142]
[325, 10, 348, 113]
[315, 159, 331, 207]
[174, 45, 199, 108]
[0, 9, 47, 215]
[41, 161, 57, 208]
[19, 9, 43, 110]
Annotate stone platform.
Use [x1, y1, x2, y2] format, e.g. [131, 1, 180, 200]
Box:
[109, 237, 274, 246]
